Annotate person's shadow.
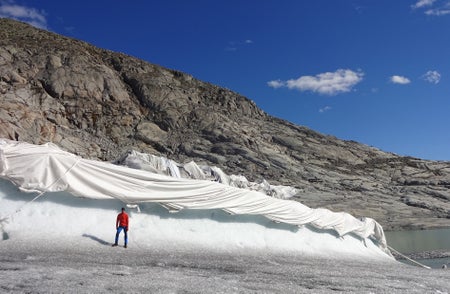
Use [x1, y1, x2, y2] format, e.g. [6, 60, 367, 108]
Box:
[82, 234, 110, 245]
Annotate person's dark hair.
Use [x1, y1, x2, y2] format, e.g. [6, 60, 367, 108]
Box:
[121, 207, 125, 211]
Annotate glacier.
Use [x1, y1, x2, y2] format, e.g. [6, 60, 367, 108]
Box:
[0, 138, 390, 258]
[2, 140, 450, 293]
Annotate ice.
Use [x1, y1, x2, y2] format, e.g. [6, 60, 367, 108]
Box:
[0, 178, 387, 258]
[1, 179, 450, 292]
[0, 139, 390, 254]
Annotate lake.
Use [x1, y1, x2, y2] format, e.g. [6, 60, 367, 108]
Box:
[385, 228, 450, 269]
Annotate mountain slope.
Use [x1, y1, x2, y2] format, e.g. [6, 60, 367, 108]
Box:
[1, 18, 450, 230]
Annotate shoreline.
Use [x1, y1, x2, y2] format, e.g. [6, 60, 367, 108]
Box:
[393, 249, 450, 261]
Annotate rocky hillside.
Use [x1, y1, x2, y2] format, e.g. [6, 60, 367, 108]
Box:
[1, 18, 450, 230]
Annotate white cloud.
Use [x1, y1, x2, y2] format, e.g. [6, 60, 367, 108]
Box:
[225, 39, 253, 52]
[225, 46, 237, 52]
[267, 79, 285, 89]
[268, 69, 363, 95]
[319, 106, 332, 113]
[422, 70, 441, 84]
[390, 75, 411, 85]
[412, 0, 450, 16]
[0, 1, 47, 29]
[288, 69, 364, 95]
[425, 8, 450, 15]
[412, 0, 437, 9]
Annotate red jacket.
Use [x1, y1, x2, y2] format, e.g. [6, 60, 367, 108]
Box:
[116, 212, 129, 228]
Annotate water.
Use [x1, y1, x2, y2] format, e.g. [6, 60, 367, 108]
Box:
[386, 228, 450, 253]
[386, 228, 450, 269]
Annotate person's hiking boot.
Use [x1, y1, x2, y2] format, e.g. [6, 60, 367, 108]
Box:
[112, 243, 118, 247]
[124, 244, 127, 248]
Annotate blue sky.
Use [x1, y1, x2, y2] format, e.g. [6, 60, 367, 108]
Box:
[1, 0, 450, 160]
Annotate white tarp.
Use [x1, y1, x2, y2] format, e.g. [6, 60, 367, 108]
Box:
[0, 139, 389, 254]
[115, 150, 299, 199]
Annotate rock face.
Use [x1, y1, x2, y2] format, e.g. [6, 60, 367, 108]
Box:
[1, 18, 450, 230]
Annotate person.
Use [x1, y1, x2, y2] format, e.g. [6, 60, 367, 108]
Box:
[112, 207, 129, 248]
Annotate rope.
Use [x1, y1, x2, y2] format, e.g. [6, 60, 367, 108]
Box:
[388, 245, 431, 269]
[0, 158, 81, 225]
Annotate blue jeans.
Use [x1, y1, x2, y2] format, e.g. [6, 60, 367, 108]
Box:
[115, 226, 128, 245]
